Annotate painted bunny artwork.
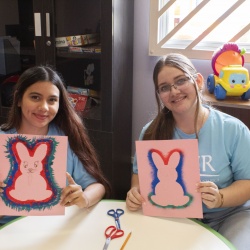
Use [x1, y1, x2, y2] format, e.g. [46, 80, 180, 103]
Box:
[148, 149, 192, 208]
[136, 139, 202, 218]
[1, 135, 64, 212]
[9, 142, 53, 201]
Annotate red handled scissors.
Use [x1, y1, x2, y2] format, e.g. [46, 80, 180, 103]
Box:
[103, 225, 124, 250]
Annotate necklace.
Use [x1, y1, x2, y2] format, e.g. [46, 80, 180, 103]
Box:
[175, 108, 207, 139]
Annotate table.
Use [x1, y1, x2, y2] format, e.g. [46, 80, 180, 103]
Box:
[0, 200, 236, 250]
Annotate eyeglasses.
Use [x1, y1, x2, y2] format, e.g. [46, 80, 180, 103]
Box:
[157, 76, 192, 95]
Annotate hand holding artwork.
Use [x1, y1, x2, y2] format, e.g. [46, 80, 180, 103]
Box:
[126, 186, 145, 211]
[197, 181, 223, 209]
[60, 172, 89, 209]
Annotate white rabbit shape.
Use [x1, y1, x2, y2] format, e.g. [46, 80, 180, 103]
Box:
[10, 142, 52, 201]
[150, 151, 190, 207]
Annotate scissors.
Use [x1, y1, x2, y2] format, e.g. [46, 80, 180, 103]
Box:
[103, 225, 124, 250]
[107, 209, 124, 229]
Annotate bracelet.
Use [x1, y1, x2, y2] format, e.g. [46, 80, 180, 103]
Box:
[218, 191, 224, 208]
[82, 192, 90, 209]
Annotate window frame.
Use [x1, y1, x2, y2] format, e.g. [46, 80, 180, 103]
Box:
[149, 0, 250, 62]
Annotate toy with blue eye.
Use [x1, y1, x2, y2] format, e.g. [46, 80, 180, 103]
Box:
[207, 42, 250, 100]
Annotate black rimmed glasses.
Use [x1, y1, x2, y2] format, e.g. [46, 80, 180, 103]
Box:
[157, 76, 193, 96]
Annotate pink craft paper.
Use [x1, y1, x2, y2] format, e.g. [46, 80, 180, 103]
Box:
[136, 139, 203, 218]
[0, 134, 67, 216]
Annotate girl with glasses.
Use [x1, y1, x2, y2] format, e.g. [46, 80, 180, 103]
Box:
[126, 53, 250, 250]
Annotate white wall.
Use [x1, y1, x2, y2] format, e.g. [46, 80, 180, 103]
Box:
[132, 0, 249, 155]
[132, 0, 158, 154]
[132, 0, 212, 154]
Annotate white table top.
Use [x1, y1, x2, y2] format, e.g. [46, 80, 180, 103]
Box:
[0, 200, 236, 250]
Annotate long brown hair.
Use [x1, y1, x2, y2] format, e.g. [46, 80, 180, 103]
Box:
[143, 53, 204, 140]
[1, 65, 111, 197]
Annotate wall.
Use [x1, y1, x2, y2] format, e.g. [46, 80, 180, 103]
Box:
[132, 0, 211, 155]
[132, 0, 250, 155]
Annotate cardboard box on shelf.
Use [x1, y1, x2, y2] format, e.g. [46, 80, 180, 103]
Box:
[68, 93, 88, 112]
[67, 86, 89, 95]
[56, 33, 99, 47]
[89, 89, 100, 99]
[67, 86, 100, 99]
[82, 34, 99, 46]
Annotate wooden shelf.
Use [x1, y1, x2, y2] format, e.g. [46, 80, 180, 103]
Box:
[203, 90, 250, 110]
[57, 50, 101, 60]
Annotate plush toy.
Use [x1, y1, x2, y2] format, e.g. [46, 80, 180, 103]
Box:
[207, 42, 250, 100]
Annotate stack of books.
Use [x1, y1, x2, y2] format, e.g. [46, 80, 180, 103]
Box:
[68, 45, 101, 54]
[56, 33, 101, 55]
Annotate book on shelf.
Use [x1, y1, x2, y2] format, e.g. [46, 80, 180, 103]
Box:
[68, 45, 101, 54]
[56, 33, 99, 47]
[67, 86, 89, 95]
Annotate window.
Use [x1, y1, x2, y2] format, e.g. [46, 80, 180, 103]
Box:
[149, 0, 250, 62]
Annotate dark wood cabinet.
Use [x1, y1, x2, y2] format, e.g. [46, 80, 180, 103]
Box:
[204, 91, 250, 129]
[0, 0, 134, 199]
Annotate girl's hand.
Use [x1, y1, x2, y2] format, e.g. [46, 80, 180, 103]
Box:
[126, 186, 145, 211]
[60, 172, 88, 209]
[197, 181, 223, 209]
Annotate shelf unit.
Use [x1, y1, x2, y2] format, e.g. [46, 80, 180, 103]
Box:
[203, 90, 250, 129]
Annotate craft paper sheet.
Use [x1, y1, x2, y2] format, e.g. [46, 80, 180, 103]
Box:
[136, 139, 203, 218]
[0, 134, 67, 216]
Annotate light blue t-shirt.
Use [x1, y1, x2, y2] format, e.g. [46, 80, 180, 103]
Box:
[0, 123, 96, 225]
[133, 107, 250, 213]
